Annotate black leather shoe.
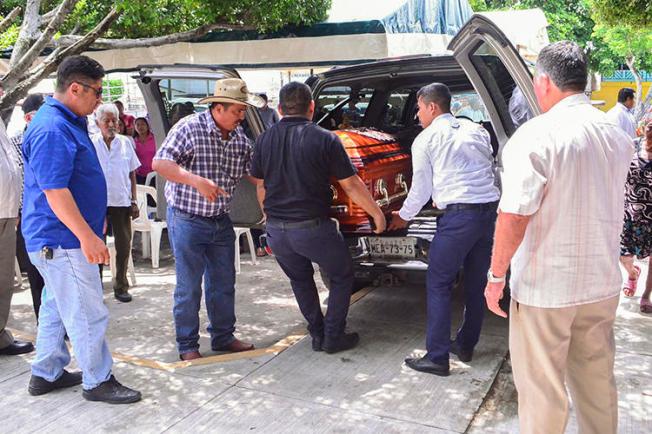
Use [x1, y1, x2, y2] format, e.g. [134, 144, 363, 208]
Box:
[449, 340, 473, 363]
[405, 356, 450, 377]
[311, 335, 323, 352]
[82, 375, 142, 404]
[0, 340, 34, 355]
[323, 332, 359, 354]
[28, 370, 82, 396]
[114, 291, 132, 303]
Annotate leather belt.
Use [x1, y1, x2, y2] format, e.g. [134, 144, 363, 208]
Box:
[266, 217, 325, 230]
[445, 201, 498, 212]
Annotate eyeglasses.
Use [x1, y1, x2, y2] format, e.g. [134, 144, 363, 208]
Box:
[76, 81, 103, 98]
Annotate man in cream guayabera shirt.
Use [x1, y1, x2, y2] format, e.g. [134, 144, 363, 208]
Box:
[0, 117, 35, 356]
[484, 41, 633, 434]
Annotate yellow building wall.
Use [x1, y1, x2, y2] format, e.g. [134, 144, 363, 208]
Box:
[592, 80, 652, 112]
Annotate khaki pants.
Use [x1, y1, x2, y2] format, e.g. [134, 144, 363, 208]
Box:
[510, 296, 619, 434]
[0, 218, 17, 349]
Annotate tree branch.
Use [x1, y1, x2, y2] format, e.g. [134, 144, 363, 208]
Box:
[38, 8, 56, 27]
[0, 6, 21, 34]
[10, 0, 41, 68]
[0, 8, 121, 115]
[6, 0, 80, 82]
[56, 21, 255, 50]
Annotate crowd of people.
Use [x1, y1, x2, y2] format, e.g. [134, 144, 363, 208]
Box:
[0, 39, 649, 434]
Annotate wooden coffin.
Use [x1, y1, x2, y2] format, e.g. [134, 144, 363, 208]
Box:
[330, 128, 412, 233]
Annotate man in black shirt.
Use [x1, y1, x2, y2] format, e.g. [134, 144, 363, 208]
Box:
[251, 82, 386, 353]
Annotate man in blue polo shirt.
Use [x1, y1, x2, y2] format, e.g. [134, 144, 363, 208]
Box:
[22, 55, 140, 404]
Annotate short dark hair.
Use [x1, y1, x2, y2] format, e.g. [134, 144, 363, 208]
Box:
[417, 82, 451, 112]
[536, 41, 587, 92]
[22, 93, 45, 114]
[618, 87, 635, 103]
[279, 82, 312, 116]
[56, 55, 105, 93]
[114, 100, 124, 108]
[259, 93, 268, 103]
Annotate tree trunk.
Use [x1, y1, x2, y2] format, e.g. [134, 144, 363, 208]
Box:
[625, 55, 645, 121]
[10, 0, 42, 69]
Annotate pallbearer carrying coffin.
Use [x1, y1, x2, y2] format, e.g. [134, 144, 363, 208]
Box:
[250, 82, 386, 354]
[388, 83, 499, 377]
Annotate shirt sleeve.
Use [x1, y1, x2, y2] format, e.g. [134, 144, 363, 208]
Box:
[328, 134, 357, 180]
[243, 138, 253, 176]
[154, 123, 194, 165]
[127, 138, 141, 172]
[498, 126, 548, 215]
[398, 134, 433, 221]
[25, 130, 76, 190]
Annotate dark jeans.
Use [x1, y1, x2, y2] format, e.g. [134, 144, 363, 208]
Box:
[16, 216, 45, 319]
[167, 207, 237, 354]
[106, 207, 133, 293]
[425, 205, 496, 364]
[266, 218, 354, 340]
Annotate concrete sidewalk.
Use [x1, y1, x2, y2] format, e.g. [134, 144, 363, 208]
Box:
[1, 249, 650, 433]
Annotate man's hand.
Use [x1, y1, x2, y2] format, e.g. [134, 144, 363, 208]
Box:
[130, 203, 140, 219]
[194, 177, 227, 202]
[371, 212, 387, 234]
[387, 211, 409, 231]
[80, 234, 110, 265]
[484, 280, 508, 318]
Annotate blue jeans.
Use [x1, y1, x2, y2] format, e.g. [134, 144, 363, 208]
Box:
[167, 207, 237, 354]
[425, 206, 496, 364]
[266, 218, 353, 340]
[28, 249, 113, 390]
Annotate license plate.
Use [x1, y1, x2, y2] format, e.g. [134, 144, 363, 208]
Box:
[368, 237, 417, 258]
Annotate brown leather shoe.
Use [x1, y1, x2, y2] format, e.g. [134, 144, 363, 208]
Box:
[212, 339, 254, 353]
[179, 351, 202, 361]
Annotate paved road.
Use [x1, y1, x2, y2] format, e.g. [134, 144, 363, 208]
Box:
[1, 251, 650, 433]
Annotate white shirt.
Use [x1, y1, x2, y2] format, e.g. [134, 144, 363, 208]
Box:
[91, 133, 140, 207]
[606, 102, 637, 139]
[499, 94, 633, 308]
[0, 119, 21, 219]
[399, 113, 499, 220]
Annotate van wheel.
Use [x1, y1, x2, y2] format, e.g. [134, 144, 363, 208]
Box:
[318, 268, 372, 293]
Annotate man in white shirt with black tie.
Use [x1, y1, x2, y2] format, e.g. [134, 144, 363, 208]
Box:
[606, 87, 637, 139]
[388, 82, 499, 377]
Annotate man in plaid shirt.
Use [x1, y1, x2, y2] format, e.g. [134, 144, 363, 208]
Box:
[153, 78, 264, 361]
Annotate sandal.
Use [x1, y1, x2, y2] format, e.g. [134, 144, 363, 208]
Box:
[623, 265, 640, 297]
[255, 247, 268, 257]
[641, 298, 652, 314]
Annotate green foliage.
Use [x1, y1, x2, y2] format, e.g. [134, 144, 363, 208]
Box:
[102, 78, 124, 102]
[1, 0, 331, 47]
[591, 0, 652, 28]
[0, 23, 19, 50]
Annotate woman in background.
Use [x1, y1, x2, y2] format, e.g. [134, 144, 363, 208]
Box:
[133, 117, 156, 184]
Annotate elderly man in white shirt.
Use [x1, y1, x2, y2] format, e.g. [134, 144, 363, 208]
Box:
[606, 87, 637, 139]
[91, 103, 140, 303]
[0, 117, 35, 356]
[388, 82, 499, 377]
[484, 42, 633, 434]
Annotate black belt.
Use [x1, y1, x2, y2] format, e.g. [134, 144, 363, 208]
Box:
[266, 217, 325, 230]
[445, 201, 498, 212]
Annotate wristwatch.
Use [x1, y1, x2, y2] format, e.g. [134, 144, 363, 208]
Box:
[487, 270, 506, 283]
[131, 199, 137, 205]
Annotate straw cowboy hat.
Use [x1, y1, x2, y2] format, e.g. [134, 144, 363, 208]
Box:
[198, 78, 265, 108]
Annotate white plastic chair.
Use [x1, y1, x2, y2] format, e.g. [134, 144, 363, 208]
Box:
[132, 185, 167, 268]
[234, 227, 257, 274]
[106, 235, 137, 286]
[143, 172, 158, 218]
